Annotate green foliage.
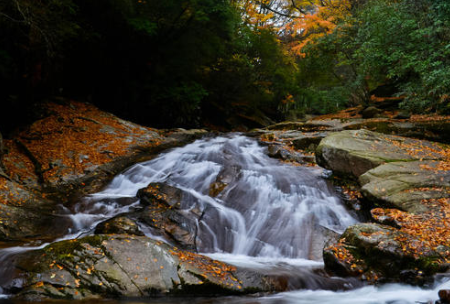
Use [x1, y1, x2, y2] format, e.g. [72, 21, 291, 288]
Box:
[203, 26, 299, 125]
[127, 18, 157, 35]
[353, 0, 450, 113]
[297, 0, 450, 114]
[295, 24, 356, 113]
[4, 0, 450, 132]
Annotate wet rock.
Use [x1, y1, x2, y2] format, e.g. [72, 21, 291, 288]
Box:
[137, 183, 202, 250]
[438, 289, 450, 304]
[267, 144, 305, 163]
[138, 183, 186, 208]
[10, 235, 279, 300]
[209, 165, 241, 197]
[359, 161, 450, 214]
[316, 129, 445, 178]
[0, 178, 73, 241]
[95, 216, 144, 236]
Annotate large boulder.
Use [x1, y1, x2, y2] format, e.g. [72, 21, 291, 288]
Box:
[323, 223, 449, 283]
[292, 132, 328, 152]
[316, 130, 445, 177]
[359, 160, 450, 214]
[8, 235, 279, 300]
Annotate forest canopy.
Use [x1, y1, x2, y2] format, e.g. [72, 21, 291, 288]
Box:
[0, 0, 449, 132]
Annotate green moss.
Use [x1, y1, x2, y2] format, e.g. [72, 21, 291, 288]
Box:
[45, 239, 83, 257]
[44, 235, 107, 263]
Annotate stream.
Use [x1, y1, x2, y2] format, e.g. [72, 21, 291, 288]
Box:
[0, 134, 447, 303]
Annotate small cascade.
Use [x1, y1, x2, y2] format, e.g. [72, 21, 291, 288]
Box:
[89, 135, 357, 260]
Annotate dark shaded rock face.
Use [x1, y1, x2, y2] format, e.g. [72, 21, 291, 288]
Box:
[137, 183, 202, 250]
[394, 111, 411, 119]
[95, 217, 144, 236]
[292, 133, 327, 152]
[0, 131, 3, 158]
[438, 289, 450, 304]
[9, 235, 279, 300]
[361, 106, 382, 119]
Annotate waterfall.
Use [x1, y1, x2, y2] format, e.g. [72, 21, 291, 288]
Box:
[86, 134, 357, 260]
[0, 134, 444, 303]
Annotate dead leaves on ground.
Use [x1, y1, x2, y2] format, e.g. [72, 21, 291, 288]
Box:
[2, 100, 162, 188]
[372, 199, 450, 263]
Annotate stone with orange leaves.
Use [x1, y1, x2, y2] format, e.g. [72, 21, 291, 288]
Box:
[9, 235, 281, 300]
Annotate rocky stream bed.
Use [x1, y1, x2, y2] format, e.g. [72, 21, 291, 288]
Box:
[0, 100, 450, 303]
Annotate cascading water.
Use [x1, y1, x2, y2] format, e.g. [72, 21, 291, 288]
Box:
[93, 134, 356, 261]
[0, 134, 448, 303]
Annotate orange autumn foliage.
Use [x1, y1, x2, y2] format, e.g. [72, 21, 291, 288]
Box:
[2, 100, 162, 187]
[372, 201, 450, 262]
[287, 0, 351, 57]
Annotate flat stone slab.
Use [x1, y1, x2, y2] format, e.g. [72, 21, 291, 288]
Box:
[316, 129, 445, 177]
[359, 160, 450, 213]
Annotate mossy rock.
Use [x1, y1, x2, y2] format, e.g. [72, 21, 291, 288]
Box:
[9, 235, 281, 300]
[316, 130, 445, 178]
[324, 223, 448, 283]
[359, 161, 450, 214]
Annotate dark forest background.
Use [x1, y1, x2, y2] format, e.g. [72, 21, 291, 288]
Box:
[1, 0, 449, 134]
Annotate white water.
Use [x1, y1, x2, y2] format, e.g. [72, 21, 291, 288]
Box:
[210, 282, 445, 304]
[0, 134, 445, 303]
[93, 135, 357, 259]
